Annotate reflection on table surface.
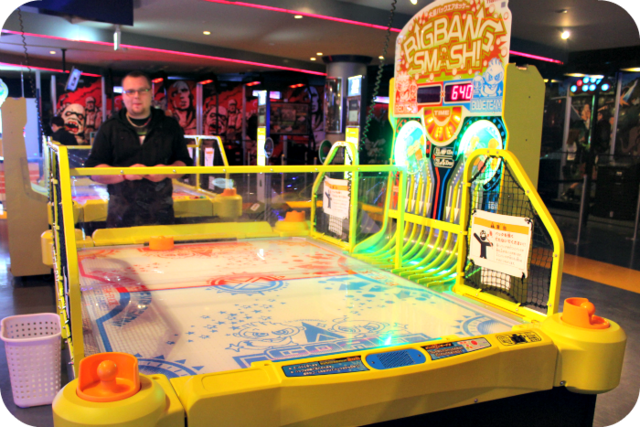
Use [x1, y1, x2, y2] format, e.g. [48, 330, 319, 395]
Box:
[79, 238, 521, 378]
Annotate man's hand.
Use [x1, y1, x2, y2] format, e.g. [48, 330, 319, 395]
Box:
[145, 161, 186, 182]
[124, 163, 147, 181]
[91, 164, 125, 184]
[145, 164, 170, 182]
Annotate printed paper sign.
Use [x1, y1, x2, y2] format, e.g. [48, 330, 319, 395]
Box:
[204, 147, 215, 167]
[323, 177, 350, 219]
[469, 210, 532, 278]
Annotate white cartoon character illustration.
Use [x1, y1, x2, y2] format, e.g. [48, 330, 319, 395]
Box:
[329, 317, 409, 338]
[481, 58, 504, 97]
[473, 72, 484, 97]
[227, 322, 302, 352]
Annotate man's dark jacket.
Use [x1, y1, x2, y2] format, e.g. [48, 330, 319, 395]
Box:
[85, 108, 192, 228]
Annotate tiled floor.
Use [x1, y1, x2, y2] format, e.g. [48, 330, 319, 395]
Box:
[0, 215, 639, 427]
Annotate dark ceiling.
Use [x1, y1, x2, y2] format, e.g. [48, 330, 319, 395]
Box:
[0, 0, 639, 80]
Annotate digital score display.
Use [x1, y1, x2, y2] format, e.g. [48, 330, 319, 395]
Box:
[444, 83, 474, 102]
[417, 86, 441, 104]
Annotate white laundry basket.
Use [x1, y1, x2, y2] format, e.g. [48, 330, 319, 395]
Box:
[1, 312, 62, 408]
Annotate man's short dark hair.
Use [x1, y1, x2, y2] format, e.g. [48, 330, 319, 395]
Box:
[51, 116, 65, 127]
[123, 71, 152, 88]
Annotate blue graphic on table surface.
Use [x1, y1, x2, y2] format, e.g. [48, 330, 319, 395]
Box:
[283, 356, 368, 377]
[81, 252, 517, 377]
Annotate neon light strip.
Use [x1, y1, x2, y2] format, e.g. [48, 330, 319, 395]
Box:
[1, 29, 326, 76]
[510, 50, 563, 65]
[202, 1, 564, 65]
[0, 61, 102, 77]
[202, 0, 402, 32]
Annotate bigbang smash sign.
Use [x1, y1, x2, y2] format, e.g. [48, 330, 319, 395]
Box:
[394, 0, 511, 117]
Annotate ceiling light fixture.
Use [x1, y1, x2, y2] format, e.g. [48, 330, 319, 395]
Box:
[199, 79, 214, 85]
[410, 0, 418, 5]
[379, 55, 384, 60]
[151, 77, 163, 84]
[622, 67, 640, 72]
[556, 9, 568, 14]
[317, 52, 323, 56]
[246, 81, 261, 86]
[310, 57, 316, 61]
[203, 31, 211, 35]
[565, 73, 586, 77]
[561, 30, 570, 40]
[290, 83, 305, 88]
[294, 15, 303, 19]
[49, 50, 56, 54]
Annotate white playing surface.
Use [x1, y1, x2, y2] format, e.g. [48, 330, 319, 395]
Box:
[79, 238, 520, 378]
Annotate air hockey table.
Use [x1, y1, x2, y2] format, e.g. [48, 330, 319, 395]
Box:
[50, 229, 625, 427]
[46, 144, 628, 427]
[67, 178, 217, 224]
[78, 237, 521, 375]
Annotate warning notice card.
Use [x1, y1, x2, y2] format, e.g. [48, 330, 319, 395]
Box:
[469, 210, 532, 278]
[323, 177, 350, 219]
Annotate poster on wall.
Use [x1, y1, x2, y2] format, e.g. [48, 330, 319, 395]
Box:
[270, 103, 309, 135]
[616, 72, 640, 156]
[152, 81, 168, 112]
[166, 80, 197, 135]
[55, 75, 103, 144]
[106, 95, 123, 119]
[278, 86, 325, 143]
[203, 84, 243, 143]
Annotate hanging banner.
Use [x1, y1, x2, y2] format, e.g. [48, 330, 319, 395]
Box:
[469, 210, 532, 278]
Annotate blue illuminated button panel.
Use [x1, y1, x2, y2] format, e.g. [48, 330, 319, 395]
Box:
[366, 349, 426, 370]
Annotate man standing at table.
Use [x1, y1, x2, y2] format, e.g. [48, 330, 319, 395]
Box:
[85, 71, 192, 228]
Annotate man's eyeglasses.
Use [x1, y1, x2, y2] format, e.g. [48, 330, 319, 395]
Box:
[123, 88, 151, 96]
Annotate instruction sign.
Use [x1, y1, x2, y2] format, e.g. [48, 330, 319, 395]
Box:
[423, 337, 491, 360]
[323, 177, 350, 219]
[283, 356, 368, 377]
[469, 210, 532, 278]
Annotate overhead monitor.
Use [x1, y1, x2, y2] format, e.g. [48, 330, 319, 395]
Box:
[348, 75, 363, 97]
[65, 68, 83, 92]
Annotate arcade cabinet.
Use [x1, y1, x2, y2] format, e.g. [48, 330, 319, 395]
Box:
[44, 1, 625, 426]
